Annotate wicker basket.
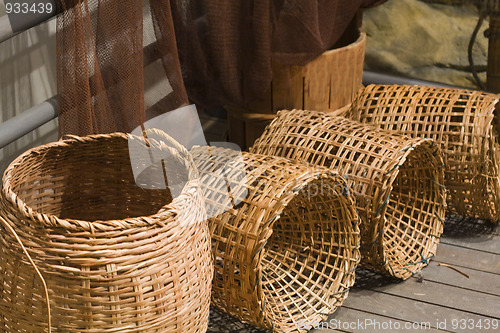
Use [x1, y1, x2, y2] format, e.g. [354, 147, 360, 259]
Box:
[0, 132, 213, 332]
[347, 84, 500, 223]
[227, 31, 366, 149]
[190, 146, 360, 333]
[251, 110, 447, 280]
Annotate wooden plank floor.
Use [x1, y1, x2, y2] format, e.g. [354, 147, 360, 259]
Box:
[207, 216, 500, 333]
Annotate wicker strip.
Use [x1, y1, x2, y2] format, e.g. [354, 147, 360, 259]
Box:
[0, 132, 213, 332]
[251, 110, 447, 280]
[347, 84, 500, 223]
[190, 146, 360, 333]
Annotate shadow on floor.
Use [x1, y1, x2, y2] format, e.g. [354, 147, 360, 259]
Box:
[208, 307, 270, 333]
[207, 268, 401, 333]
[351, 267, 401, 289]
[443, 214, 499, 238]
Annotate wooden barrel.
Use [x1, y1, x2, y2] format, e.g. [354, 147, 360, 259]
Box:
[227, 31, 366, 149]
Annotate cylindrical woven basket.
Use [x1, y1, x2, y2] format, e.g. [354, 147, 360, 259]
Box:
[190, 146, 360, 333]
[347, 84, 500, 223]
[0, 132, 213, 332]
[251, 110, 447, 280]
[227, 31, 366, 149]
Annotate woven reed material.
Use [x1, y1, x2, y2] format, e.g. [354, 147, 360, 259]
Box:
[56, 0, 188, 136]
[0, 133, 213, 332]
[347, 84, 500, 223]
[251, 110, 447, 280]
[190, 146, 360, 333]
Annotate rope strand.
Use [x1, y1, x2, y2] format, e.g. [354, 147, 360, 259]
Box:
[0, 217, 52, 333]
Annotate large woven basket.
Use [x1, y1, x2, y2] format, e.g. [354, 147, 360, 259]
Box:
[251, 110, 447, 280]
[190, 146, 360, 333]
[347, 84, 500, 223]
[0, 132, 213, 332]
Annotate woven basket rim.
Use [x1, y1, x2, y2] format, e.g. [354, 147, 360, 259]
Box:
[257, 172, 359, 326]
[1, 132, 196, 231]
[377, 138, 445, 275]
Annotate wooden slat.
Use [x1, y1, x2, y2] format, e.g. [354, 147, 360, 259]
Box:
[341, 288, 498, 332]
[372, 278, 500, 318]
[316, 306, 446, 333]
[310, 328, 345, 333]
[434, 243, 500, 274]
[303, 57, 330, 111]
[416, 261, 500, 295]
[290, 67, 305, 109]
[271, 63, 294, 111]
[440, 235, 500, 255]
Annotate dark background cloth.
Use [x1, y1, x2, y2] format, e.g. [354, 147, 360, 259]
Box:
[171, 0, 387, 109]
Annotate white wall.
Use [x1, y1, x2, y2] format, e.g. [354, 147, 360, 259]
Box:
[0, 0, 59, 174]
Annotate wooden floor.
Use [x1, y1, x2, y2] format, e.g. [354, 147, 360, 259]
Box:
[207, 215, 500, 333]
[200, 112, 499, 333]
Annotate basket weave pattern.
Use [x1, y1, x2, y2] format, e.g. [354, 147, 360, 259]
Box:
[190, 146, 360, 333]
[251, 110, 446, 279]
[347, 84, 500, 223]
[0, 133, 213, 332]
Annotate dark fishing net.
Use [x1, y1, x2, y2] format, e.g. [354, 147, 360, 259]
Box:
[56, 0, 386, 136]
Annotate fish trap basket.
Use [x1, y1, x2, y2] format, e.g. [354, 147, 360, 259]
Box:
[346, 84, 500, 223]
[190, 146, 360, 333]
[251, 110, 447, 280]
[0, 132, 213, 332]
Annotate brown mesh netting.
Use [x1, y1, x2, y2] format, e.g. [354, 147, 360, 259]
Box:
[171, 0, 386, 109]
[56, 0, 188, 136]
[56, 0, 386, 136]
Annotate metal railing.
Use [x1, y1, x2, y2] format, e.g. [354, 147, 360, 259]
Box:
[0, 97, 57, 149]
[0, 2, 468, 149]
